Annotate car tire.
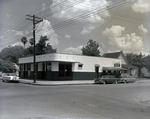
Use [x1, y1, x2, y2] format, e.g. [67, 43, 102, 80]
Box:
[114, 80, 118, 84]
[103, 81, 106, 84]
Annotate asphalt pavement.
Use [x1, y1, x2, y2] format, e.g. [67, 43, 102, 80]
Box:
[1, 79, 150, 119]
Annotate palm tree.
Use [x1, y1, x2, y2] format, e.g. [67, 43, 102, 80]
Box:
[21, 37, 28, 48]
[29, 38, 34, 46]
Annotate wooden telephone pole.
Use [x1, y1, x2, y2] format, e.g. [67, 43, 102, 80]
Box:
[26, 14, 43, 83]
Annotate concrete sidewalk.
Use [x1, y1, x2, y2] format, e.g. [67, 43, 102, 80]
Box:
[19, 78, 94, 86]
[18, 78, 150, 86]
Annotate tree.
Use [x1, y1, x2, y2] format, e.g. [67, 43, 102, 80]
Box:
[1, 45, 25, 64]
[82, 39, 100, 56]
[0, 45, 25, 72]
[126, 52, 145, 77]
[24, 35, 57, 56]
[29, 38, 34, 46]
[35, 36, 57, 55]
[21, 37, 28, 47]
[0, 59, 16, 73]
[142, 55, 150, 71]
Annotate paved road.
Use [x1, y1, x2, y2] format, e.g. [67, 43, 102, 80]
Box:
[0, 80, 150, 119]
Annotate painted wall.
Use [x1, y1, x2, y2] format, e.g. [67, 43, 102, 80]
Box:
[19, 53, 121, 73]
[118, 55, 126, 65]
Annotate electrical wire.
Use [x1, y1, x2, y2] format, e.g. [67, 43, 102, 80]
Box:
[2, 0, 138, 46]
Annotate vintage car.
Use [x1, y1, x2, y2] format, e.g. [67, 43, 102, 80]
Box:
[94, 75, 119, 84]
[2, 73, 19, 82]
[118, 75, 136, 83]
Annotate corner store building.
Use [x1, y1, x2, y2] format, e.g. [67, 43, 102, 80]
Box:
[19, 53, 125, 80]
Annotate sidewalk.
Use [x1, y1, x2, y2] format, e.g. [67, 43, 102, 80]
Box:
[19, 78, 94, 86]
[19, 78, 150, 86]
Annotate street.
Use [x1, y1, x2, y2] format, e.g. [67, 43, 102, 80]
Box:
[0, 80, 150, 119]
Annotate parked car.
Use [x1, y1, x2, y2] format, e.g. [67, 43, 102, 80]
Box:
[94, 75, 119, 84]
[118, 75, 136, 83]
[2, 73, 19, 82]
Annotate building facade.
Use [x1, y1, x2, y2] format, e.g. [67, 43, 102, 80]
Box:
[103, 51, 138, 77]
[19, 53, 125, 80]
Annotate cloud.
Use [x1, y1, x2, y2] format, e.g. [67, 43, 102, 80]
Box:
[138, 24, 148, 33]
[11, 41, 24, 47]
[51, 0, 110, 23]
[81, 24, 95, 34]
[63, 45, 83, 55]
[103, 25, 144, 52]
[6, 14, 11, 18]
[102, 25, 125, 37]
[65, 34, 71, 39]
[132, 0, 150, 13]
[0, 36, 4, 41]
[9, 30, 24, 36]
[42, 3, 46, 11]
[36, 19, 59, 46]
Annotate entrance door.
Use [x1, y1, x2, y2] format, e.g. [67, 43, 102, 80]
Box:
[59, 63, 72, 80]
[95, 66, 99, 78]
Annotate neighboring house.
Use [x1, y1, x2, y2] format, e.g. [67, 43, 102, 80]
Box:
[103, 51, 138, 77]
[141, 56, 150, 78]
[18, 53, 125, 80]
[141, 67, 150, 78]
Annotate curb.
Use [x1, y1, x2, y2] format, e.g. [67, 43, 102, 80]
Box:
[19, 81, 94, 86]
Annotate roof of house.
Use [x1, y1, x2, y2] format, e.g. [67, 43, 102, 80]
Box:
[103, 51, 129, 64]
[103, 52, 121, 58]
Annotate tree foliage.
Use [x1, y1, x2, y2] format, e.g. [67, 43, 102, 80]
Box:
[0, 45, 25, 72]
[0, 45, 25, 64]
[24, 35, 57, 56]
[82, 39, 100, 56]
[142, 55, 150, 71]
[0, 59, 16, 73]
[29, 38, 34, 46]
[126, 52, 145, 67]
[125, 52, 145, 77]
[21, 37, 28, 47]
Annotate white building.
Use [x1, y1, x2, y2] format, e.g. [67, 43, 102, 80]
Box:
[19, 53, 125, 80]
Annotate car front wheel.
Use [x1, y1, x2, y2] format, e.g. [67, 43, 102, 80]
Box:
[103, 81, 106, 84]
[114, 80, 118, 84]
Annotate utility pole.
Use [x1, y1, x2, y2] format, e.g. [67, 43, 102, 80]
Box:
[122, 39, 123, 52]
[26, 14, 43, 83]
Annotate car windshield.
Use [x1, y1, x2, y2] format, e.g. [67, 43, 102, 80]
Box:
[122, 76, 127, 78]
[102, 75, 109, 78]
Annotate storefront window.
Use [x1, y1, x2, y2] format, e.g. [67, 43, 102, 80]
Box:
[27, 64, 31, 76]
[47, 62, 51, 71]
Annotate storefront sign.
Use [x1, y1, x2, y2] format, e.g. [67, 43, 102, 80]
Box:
[114, 63, 120, 67]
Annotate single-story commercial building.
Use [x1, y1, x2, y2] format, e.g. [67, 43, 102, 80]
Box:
[19, 53, 126, 80]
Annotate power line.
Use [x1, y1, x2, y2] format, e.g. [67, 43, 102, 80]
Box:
[43, 0, 134, 31]
[1, 0, 84, 40]
[13, 0, 135, 46]
[2, 0, 136, 44]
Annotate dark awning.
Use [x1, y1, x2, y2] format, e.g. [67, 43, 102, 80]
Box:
[103, 67, 127, 71]
[122, 64, 137, 69]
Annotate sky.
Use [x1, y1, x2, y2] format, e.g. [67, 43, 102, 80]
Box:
[0, 0, 150, 55]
